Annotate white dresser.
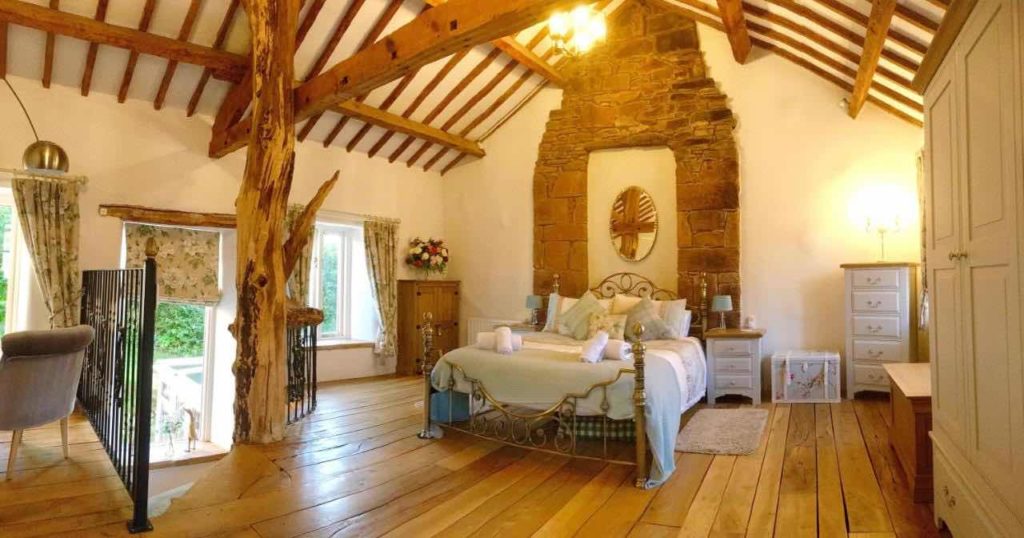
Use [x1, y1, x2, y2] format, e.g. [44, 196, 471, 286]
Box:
[842, 263, 919, 398]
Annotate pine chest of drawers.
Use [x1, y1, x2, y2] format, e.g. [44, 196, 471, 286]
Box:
[841, 263, 919, 398]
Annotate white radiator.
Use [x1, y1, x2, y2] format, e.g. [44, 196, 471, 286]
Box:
[466, 317, 521, 344]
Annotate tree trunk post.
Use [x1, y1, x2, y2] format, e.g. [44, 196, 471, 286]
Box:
[232, 0, 296, 444]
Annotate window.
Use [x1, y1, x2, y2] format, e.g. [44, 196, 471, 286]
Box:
[0, 189, 24, 336]
[311, 222, 378, 342]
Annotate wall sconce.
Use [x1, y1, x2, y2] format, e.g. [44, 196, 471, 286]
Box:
[549, 5, 607, 57]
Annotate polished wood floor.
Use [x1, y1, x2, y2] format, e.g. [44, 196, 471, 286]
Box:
[0, 376, 942, 537]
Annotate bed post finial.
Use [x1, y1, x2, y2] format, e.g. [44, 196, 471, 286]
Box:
[630, 323, 649, 488]
[699, 272, 708, 337]
[552, 273, 560, 294]
[417, 312, 437, 440]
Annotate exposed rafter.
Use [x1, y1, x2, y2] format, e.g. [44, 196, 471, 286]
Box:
[0, 0, 247, 80]
[849, 0, 897, 118]
[0, 22, 6, 78]
[80, 0, 109, 96]
[716, 0, 751, 63]
[42, 0, 57, 88]
[333, 100, 484, 157]
[118, 0, 157, 103]
[154, 0, 202, 110]
[212, 0, 581, 158]
[187, 0, 240, 115]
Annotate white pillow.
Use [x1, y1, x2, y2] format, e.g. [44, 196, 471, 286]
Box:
[597, 298, 612, 312]
[661, 301, 691, 339]
[611, 294, 643, 315]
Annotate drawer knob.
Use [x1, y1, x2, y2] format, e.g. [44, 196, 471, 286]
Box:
[866, 277, 881, 285]
[866, 300, 881, 308]
[867, 325, 880, 333]
[867, 350, 883, 358]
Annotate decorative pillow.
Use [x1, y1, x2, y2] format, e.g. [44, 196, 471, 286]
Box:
[587, 312, 627, 340]
[661, 300, 690, 339]
[624, 297, 674, 341]
[611, 294, 643, 315]
[557, 292, 606, 340]
[543, 294, 579, 332]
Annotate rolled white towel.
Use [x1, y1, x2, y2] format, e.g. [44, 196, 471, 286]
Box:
[580, 330, 610, 363]
[476, 331, 523, 351]
[604, 339, 633, 361]
[495, 326, 514, 355]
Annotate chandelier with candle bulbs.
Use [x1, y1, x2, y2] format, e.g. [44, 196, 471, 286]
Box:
[549, 5, 607, 57]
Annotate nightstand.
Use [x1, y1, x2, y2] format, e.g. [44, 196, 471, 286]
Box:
[705, 328, 766, 405]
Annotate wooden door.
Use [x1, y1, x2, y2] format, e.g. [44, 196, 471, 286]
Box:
[954, 0, 1024, 509]
[925, 58, 966, 449]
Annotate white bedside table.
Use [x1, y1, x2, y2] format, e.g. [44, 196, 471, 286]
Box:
[705, 328, 766, 405]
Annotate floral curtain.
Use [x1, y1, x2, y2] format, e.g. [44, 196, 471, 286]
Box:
[285, 203, 313, 305]
[364, 220, 398, 360]
[12, 175, 81, 328]
[124, 223, 221, 305]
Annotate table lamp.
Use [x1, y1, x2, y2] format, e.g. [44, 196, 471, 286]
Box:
[526, 295, 544, 326]
[711, 295, 733, 329]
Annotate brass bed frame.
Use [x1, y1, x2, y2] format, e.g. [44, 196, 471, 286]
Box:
[417, 272, 708, 489]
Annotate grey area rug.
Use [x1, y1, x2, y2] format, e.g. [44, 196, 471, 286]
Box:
[675, 408, 770, 456]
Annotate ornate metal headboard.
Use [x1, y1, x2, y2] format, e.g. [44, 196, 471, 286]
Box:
[588, 272, 677, 300]
[551, 272, 709, 338]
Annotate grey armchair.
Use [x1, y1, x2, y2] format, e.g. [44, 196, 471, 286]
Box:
[0, 325, 94, 478]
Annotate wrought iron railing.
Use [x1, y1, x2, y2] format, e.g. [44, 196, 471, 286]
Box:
[286, 323, 317, 424]
[78, 255, 157, 533]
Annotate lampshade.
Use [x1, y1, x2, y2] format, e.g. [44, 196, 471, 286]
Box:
[525, 295, 544, 309]
[23, 140, 69, 173]
[711, 295, 733, 313]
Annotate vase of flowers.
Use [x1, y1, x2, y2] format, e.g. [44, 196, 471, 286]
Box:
[406, 237, 449, 279]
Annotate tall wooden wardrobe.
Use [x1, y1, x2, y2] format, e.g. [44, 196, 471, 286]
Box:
[396, 280, 460, 376]
[923, 0, 1023, 534]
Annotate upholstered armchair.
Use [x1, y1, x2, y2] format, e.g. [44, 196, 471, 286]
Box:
[0, 325, 95, 478]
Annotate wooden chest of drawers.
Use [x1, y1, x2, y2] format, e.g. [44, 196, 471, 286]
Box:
[841, 263, 919, 398]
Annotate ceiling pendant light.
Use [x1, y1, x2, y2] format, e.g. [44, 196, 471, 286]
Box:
[549, 5, 607, 58]
[2, 78, 69, 173]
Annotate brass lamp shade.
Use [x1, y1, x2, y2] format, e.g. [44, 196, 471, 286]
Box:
[23, 140, 69, 173]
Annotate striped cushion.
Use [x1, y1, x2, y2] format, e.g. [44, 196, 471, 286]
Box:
[557, 292, 606, 340]
[625, 297, 673, 340]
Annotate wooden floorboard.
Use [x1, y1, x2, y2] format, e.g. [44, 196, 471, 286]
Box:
[0, 377, 943, 537]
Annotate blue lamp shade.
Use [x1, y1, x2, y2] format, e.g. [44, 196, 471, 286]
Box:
[525, 295, 544, 310]
[710, 295, 733, 313]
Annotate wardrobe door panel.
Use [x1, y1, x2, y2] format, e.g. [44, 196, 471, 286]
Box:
[957, 0, 1024, 507]
[925, 62, 966, 447]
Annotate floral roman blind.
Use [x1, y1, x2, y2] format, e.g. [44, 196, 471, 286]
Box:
[124, 223, 221, 305]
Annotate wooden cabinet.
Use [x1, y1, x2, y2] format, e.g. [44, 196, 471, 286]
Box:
[841, 263, 919, 397]
[884, 363, 932, 503]
[923, 0, 1024, 533]
[397, 280, 460, 376]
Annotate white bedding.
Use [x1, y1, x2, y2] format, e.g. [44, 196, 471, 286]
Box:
[430, 331, 707, 419]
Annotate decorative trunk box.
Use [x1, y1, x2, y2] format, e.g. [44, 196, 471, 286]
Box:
[771, 350, 842, 403]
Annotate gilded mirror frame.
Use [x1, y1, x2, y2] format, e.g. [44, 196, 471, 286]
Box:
[609, 186, 658, 262]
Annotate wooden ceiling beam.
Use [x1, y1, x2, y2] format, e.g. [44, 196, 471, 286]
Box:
[811, 0, 929, 54]
[389, 47, 503, 163]
[0, 0, 247, 80]
[715, 0, 751, 63]
[410, 56, 518, 168]
[338, 69, 416, 150]
[332, 100, 483, 157]
[187, 0, 240, 116]
[118, 0, 157, 103]
[0, 22, 6, 79]
[295, 0, 367, 141]
[80, 0, 109, 96]
[893, 3, 940, 33]
[849, 0, 897, 118]
[422, 0, 565, 86]
[764, 0, 918, 72]
[366, 49, 468, 159]
[42, 0, 58, 88]
[154, 0, 202, 110]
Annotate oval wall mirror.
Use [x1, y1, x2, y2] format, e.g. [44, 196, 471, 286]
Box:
[610, 186, 658, 262]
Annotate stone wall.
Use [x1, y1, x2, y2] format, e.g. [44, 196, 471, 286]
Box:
[532, 0, 741, 326]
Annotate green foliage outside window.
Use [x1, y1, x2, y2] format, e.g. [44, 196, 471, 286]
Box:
[154, 302, 205, 359]
[320, 237, 339, 335]
[0, 206, 11, 336]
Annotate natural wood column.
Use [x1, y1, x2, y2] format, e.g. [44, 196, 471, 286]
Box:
[232, 0, 296, 444]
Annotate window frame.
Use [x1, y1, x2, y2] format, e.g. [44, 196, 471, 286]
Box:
[0, 189, 26, 335]
[310, 222, 361, 341]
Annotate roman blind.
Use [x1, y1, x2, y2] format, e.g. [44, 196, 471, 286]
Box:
[124, 223, 221, 305]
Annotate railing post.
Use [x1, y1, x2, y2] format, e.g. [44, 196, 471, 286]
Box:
[128, 246, 157, 533]
[418, 312, 436, 440]
[631, 323, 648, 489]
